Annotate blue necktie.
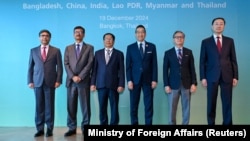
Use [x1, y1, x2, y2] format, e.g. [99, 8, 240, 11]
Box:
[178, 49, 182, 64]
[76, 44, 80, 58]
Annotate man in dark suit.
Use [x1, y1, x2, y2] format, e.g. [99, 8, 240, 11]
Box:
[90, 33, 125, 125]
[126, 24, 158, 125]
[199, 17, 238, 125]
[64, 26, 94, 136]
[27, 29, 63, 137]
[163, 31, 197, 125]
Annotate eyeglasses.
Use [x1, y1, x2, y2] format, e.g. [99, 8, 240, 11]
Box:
[40, 34, 50, 37]
[174, 36, 184, 39]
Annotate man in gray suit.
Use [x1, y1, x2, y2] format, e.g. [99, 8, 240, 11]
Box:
[27, 29, 63, 137]
[64, 26, 94, 136]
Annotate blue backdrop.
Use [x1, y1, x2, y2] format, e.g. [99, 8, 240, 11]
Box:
[0, 0, 249, 126]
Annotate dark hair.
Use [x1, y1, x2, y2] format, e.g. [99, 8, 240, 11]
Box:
[74, 26, 85, 34]
[39, 29, 51, 37]
[135, 24, 146, 33]
[103, 33, 115, 41]
[212, 17, 226, 25]
[172, 30, 185, 38]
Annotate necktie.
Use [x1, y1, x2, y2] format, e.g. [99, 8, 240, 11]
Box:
[216, 36, 222, 53]
[42, 46, 46, 61]
[139, 43, 143, 57]
[178, 49, 182, 64]
[105, 49, 111, 64]
[76, 44, 80, 58]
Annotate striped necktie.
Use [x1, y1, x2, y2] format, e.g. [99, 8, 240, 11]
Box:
[178, 49, 182, 64]
[105, 49, 111, 64]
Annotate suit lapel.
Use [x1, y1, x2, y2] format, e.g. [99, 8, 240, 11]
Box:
[182, 48, 188, 64]
[72, 43, 84, 61]
[213, 36, 223, 55]
[210, 36, 218, 51]
[106, 48, 116, 65]
[69, 44, 78, 62]
[35, 46, 44, 62]
[133, 42, 141, 59]
[78, 43, 85, 60]
[144, 43, 148, 59]
[101, 49, 106, 64]
[221, 36, 227, 53]
[109, 48, 115, 62]
[136, 42, 144, 60]
[143, 41, 152, 60]
[171, 47, 179, 64]
[45, 46, 53, 62]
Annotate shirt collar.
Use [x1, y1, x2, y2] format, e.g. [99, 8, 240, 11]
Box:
[105, 47, 113, 51]
[137, 41, 145, 46]
[213, 34, 222, 39]
[175, 46, 183, 51]
[75, 42, 82, 47]
[41, 45, 49, 48]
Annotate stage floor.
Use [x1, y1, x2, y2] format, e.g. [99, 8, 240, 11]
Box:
[0, 127, 84, 141]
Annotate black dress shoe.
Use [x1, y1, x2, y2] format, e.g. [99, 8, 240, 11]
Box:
[46, 129, 53, 137]
[64, 130, 76, 136]
[34, 131, 44, 137]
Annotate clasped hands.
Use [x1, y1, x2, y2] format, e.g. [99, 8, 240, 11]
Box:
[72, 76, 81, 83]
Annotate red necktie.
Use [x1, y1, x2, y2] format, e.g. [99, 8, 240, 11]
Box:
[42, 46, 46, 61]
[216, 37, 221, 53]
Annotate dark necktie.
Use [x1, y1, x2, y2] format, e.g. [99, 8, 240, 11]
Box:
[216, 36, 222, 53]
[76, 44, 80, 58]
[178, 49, 182, 64]
[139, 43, 143, 57]
[42, 46, 46, 61]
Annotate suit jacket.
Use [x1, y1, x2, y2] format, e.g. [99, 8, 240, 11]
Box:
[163, 47, 197, 89]
[27, 45, 63, 87]
[64, 42, 94, 87]
[126, 41, 158, 85]
[91, 48, 125, 90]
[199, 35, 238, 82]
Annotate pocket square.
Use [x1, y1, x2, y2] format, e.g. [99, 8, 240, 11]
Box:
[147, 51, 152, 53]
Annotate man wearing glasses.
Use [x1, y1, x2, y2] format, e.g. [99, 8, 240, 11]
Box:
[163, 30, 197, 125]
[64, 26, 94, 136]
[28, 29, 63, 137]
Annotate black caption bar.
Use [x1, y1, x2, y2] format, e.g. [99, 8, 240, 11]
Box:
[84, 125, 250, 141]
